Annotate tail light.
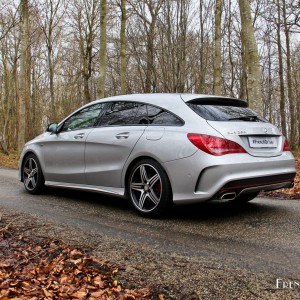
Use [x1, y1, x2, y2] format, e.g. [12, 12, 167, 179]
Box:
[283, 139, 291, 152]
[187, 133, 246, 156]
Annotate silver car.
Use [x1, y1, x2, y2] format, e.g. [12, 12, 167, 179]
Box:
[19, 94, 296, 217]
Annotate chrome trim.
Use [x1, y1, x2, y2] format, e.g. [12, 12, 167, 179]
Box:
[45, 181, 125, 197]
[220, 192, 236, 201]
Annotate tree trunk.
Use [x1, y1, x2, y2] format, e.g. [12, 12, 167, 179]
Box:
[196, 1, 205, 93]
[98, 0, 107, 98]
[48, 0, 55, 122]
[276, 0, 287, 137]
[213, 0, 222, 95]
[18, 0, 31, 153]
[224, 0, 235, 97]
[120, 0, 127, 94]
[283, 0, 296, 147]
[238, 0, 262, 113]
[176, 0, 187, 93]
[145, 15, 156, 93]
[239, 24, 248, 100]
[43, 0, 61, 122]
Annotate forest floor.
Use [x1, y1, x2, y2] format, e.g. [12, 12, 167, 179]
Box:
[0, 151, 299, 299]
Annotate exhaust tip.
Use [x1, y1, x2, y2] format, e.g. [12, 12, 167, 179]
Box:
[220, 192, 237, 201]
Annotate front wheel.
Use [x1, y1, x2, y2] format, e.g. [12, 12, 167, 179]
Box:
[128, 159, 172, 217]
[22, 154, 44, 194]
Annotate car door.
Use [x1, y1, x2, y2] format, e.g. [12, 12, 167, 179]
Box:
[42, 103, 104, 184]
[84, 101, 147, 188]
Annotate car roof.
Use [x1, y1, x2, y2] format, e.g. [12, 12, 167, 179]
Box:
[60, 93, 247, 126]
[90, 93, 246, 106]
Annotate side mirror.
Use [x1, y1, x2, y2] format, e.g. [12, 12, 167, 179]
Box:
[46, 123, 58, 134]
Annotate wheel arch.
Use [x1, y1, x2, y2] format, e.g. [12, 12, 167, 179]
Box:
[124, 155, 173, 197]
[20, 150, 42, 182]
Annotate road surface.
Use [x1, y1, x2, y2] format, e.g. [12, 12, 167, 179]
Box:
[0, 167, 299, 298]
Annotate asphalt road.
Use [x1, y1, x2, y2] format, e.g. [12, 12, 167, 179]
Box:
[1, 167, 300, 292]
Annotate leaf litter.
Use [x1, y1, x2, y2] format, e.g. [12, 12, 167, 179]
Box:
[0, 220, 151, 300]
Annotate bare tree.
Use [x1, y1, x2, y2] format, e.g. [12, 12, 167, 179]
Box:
[98, 0, 107, 98]
[40, 0, 65, 122]
[0, 2, 20, 42]
[68, 0, 100, 104]
[155, 0, 191, 92]
[128, 0, 164, 93]
[213, 0, 222, 95]
[238, 0, 263, 113]
[276, 0, 287, 136]
[120, 0, 127, 94]
[195, 0, 214, 94]
[283, 0, 296, 147]
[18, 0, 31, 153]
[0, 2, 20, 152]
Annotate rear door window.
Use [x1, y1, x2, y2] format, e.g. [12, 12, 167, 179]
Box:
[99, 102, 139, 126]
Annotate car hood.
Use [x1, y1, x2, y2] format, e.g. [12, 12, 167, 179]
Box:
[25, 132, 50, 145]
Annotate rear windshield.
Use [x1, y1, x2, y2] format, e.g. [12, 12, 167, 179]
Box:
[187, 103, 267, 122]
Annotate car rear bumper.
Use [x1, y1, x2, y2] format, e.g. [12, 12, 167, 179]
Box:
[163, 151, 296, 205]
[213, 173, 295, 201]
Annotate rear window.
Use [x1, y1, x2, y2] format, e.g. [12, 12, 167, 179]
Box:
[187, 103, 267, 122]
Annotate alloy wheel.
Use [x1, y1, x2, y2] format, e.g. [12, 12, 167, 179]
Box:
[23, 157, 39, 192]
[130, 163, 163, 213]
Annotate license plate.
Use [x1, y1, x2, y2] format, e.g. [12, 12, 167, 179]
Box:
[248, 136, 277, 148]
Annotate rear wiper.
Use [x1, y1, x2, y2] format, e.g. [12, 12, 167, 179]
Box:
[229, 115, 259, 122]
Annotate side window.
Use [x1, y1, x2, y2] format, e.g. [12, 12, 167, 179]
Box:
[134, 104, 149, 125]
[100, 102, 139, 126]
[147, 105, 183, 126]
[61, 103, 104, 132]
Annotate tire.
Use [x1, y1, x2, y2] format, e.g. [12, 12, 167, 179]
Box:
[128, 159, 172, 217]
[22, 154, 45, 194]
[233, 192, 259, 203]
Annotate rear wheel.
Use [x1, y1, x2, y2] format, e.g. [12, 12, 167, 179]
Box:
[128, 159, 172, 217]
[22, 154, 44, 194]
[233, 192, 259, 203]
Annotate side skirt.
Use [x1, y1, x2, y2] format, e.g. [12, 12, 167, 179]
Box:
[45, 181, 126, 198]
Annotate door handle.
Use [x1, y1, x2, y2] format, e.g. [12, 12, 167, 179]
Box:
[115, 132, 130, 139]
[74, 133, 85, 139]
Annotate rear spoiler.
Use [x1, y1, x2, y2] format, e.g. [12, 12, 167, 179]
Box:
[186, 97, 248, 108]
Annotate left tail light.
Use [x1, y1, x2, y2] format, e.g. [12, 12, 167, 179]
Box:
[187, 133, 246, 156]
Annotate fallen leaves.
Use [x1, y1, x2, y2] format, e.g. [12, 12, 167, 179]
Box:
[0, 152, 19, 169]
[0, 223, 151, 300]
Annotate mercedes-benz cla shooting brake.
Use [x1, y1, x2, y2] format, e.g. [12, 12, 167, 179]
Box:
[19, 94, 296, 217]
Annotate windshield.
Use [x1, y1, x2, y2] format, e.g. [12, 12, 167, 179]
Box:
[187, 103, 267, 122]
